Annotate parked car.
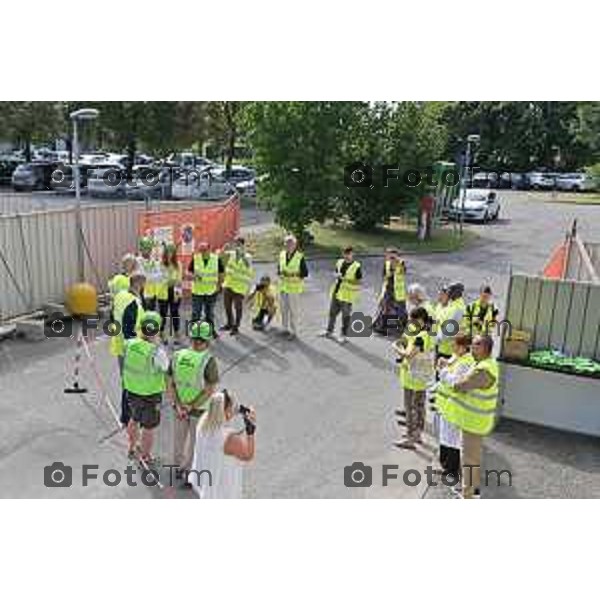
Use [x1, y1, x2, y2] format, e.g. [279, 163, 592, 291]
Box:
[499, 172, 528, 190]
[86, 164, 127, 197]
[125, 166, 171, 200]
[11, 162, 60, 191]
[0, 159, 23, 186]
[466, 171, 499, 189]
[526, 171, 557, 190]
[235, 179, 257, 197]
[448, 189, 500, 223]
[212, 165, 256, 185]
[555, 173, 597, 192]
[171, 171, 235, 200]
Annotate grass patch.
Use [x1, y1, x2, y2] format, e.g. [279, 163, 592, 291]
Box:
[548, 194, 600, 206]
[247, 221, 477, 262]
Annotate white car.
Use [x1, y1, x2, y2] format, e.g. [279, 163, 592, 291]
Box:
[211, 165, 256, 185]
[171, 172, 235, 200]
[555, 173, 596, 192]
[527, 172, 557, 190]
[449, 189, 500, 223]
[235, 179, 257, 197]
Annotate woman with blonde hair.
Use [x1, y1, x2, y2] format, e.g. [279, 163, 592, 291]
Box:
[188, 389, 256, 499]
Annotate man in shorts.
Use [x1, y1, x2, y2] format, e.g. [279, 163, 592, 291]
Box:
[122, 311, 170, 465]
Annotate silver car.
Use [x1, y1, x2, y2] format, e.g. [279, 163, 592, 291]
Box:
[555, 173, 596, 192]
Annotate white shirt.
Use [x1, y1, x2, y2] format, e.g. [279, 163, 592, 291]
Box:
[189, 425, 243, 499]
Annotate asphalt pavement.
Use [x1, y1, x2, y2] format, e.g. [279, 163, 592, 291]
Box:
[1, 191, 599, 498]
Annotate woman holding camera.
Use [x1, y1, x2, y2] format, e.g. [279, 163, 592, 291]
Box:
[189, 390, 256, 499]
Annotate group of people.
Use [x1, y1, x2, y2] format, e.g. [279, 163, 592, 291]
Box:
[106, 232, 500, 499]
[392, 278, 500, 499]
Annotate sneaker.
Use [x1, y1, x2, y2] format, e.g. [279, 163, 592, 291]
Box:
[219, 324, 232, 332]
[394, 438, 417, 450]
[337, 334, 348, 344]
[230, 327, 239, 336]
[318, 330, 334, 338]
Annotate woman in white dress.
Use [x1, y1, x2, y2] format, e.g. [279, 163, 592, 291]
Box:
[189, 390, 256, 499]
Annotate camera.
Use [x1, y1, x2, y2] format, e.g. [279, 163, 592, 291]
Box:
[44, 312, 73, 338]
[44, 462, 73, 487]
[344, 462, 372, 487]
[347, 312, 372, 338]
[344, 162, 373, 189]
[238, 404, 251, 416]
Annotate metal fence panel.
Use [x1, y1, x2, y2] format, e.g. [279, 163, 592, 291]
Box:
[1, 203, 139, 321]
[506, 274, 600, 360]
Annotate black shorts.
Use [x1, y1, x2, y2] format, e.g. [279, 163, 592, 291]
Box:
[127, 392, 162, 429]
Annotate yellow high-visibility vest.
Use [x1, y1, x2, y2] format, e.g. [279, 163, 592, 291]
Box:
[156, 263, 182, 301]
[331, 259, 361, 304]
[381, 260, 406, 302]
[279, 250, 305, 294]
[436, 357, 499, 436]
[399, 330, 435, 391]
[192, 253, 219, 295]
[109, 291, 144, 357]
[223, 252, 254, 296]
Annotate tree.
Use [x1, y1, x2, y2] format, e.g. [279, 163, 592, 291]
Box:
[173, 102, 210, 150]
[206, 102, 248, 174]
[245, 101, 360, 237]
[0, 102, 65, 160]
[339, 101, 448, 230]
[443, 101, 596, 171]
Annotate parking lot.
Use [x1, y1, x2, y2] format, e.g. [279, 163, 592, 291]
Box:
[0, 190, 599, 498]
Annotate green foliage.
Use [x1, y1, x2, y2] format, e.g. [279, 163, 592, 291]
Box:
[0, 102, 65, 159]
[245, 101, 359, 236]
[444, 101, 599, 171]
[245, 101, 447, 234]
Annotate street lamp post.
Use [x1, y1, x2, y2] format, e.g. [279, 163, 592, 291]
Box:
[459, 133, 480, 235]
[70, 108, 99, 281]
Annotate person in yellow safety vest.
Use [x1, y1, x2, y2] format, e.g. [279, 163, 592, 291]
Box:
[319, 246, 362, 344]
[221, 236, 254, 336]
[123, 311, 170, 465]
[247, 275, 278, 331]
[108, 253, 137, 307]
[406, 283, 434, 317]
[464, 284, 499, 337]
[392, 307, 435, 449]
[157, 242, 183, 345]
[170, 321, 220, 486]
[136, 237, 162, 311]
[433, 332, 474, 479]
[278, 234, 308, 339]
[373, 247, 407, 335]
[186, 240, 224, 337]
[436, 334, 499, 499]
[436, 282, 466, 359]
[109, 272, 146, 425]
[395, 282, 433, 426]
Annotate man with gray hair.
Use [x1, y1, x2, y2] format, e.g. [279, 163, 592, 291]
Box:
[278, 234, 308, 339]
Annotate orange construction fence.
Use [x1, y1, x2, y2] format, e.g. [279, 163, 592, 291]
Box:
[138, 195, 240, 261]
